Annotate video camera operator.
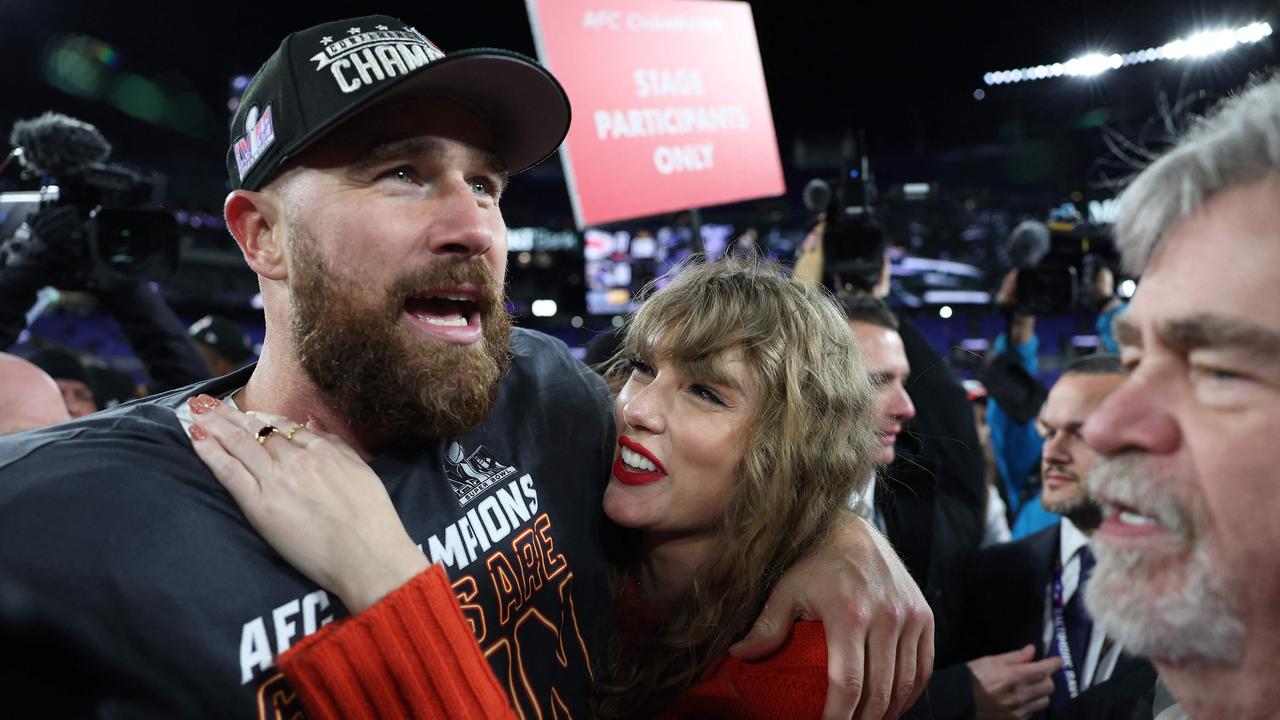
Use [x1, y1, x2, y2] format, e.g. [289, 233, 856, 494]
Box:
[983, 212, 1130, 539]
[0, 113, 211, 395]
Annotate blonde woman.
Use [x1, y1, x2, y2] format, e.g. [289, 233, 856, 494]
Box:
[593, 259, 880, 717]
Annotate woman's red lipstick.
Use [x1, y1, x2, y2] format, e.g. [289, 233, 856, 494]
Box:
[613, 437, 667, 486]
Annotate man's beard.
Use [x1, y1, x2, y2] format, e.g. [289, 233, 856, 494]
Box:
[1084, 452, 1243, 665]
[1050, 493, 1103, 531]
[1040, 468, 1103, 530]
[288, 227, 512, 439]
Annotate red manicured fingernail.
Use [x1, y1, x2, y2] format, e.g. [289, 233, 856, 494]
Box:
[188, 394, 222, 414]
[189, 424, 207, 441]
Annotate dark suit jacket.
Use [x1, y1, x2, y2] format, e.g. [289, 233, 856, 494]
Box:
[958, 524, 1059, 658]
[908, 523, 1154, 719]
[881, 318, 986, 616]
[884, 318, 989, 720]
[1058, 660, 1158, 720]
[902, 525, 1058, 720]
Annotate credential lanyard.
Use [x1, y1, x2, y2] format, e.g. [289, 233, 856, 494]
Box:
[1051, 569, 1080, 698]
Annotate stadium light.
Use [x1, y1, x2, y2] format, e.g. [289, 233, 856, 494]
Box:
[984, 21, 1272, 86]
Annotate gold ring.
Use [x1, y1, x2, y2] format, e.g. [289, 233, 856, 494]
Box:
[284, 423, 306, 442]
[255, 425, 280, 445]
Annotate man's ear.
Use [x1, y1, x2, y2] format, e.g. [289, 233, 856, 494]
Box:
[224, 190, 287, 281]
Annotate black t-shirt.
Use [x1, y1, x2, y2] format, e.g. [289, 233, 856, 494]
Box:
[0, 328, 614, 719]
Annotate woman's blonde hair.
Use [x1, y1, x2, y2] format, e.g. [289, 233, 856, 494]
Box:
[595, 258, 877, 717]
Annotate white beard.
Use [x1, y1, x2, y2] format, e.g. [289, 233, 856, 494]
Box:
[1084, 452, 1244, 665]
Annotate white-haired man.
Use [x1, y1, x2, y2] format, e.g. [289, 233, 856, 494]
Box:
[1081, 74, 1280, 719]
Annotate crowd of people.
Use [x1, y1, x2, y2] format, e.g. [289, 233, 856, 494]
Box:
[1, 11, 1277, 720]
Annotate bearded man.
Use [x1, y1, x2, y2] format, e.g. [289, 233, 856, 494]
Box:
[909, 356, 1156, 720]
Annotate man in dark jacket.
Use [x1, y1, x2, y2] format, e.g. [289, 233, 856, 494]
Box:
[843, 295, 986, 652]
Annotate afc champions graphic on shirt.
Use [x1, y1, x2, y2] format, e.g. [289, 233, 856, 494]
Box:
[239, 443, 594, 719]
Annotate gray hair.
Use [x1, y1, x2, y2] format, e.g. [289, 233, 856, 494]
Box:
[1116, 73, 1280, 274]
[1062, 353, 1124, 376]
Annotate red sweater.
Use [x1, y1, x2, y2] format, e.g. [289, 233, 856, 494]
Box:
[664, 621, 827, 719]
[279, 566, 828, 719]
[277, 564, 513, 720]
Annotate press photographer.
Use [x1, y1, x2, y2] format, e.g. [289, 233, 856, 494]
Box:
[982, 209, 1131, 540]
[792, 130, 894, 296]
[0, 112, 211, 396]
[1007, 206, 1127, 329]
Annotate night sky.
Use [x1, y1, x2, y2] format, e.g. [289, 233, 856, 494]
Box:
[2, 0, 1276, 213]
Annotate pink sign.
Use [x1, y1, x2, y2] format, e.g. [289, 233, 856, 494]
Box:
[526, 0, 786, 227]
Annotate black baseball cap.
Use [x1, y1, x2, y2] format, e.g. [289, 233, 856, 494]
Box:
[227, 15, 570, 191]
[188, 315, 254, 364]
[85, 362, 140, 409]
[28, 348, 90, 386]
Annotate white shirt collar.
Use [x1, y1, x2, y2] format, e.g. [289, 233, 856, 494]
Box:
[1058, 516, 1090, 566]
[174, 389, 243, 436]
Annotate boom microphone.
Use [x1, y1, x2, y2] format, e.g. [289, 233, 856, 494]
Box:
[1007, 220, 1051, 269]
[8, 112, 112, 177]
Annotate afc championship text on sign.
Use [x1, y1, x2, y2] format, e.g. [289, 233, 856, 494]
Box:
[528, 0, 785, 227]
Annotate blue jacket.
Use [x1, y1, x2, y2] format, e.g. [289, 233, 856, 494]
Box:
[986, 332, 1059, 539]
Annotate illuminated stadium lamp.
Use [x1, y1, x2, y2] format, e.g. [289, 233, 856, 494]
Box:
[1184, 28, 1239, 58]
[531, 299, 558, 318]
[1065, 53, 1123, 77]
[938, 306, 954, 319]
[983, 21, 1272, 85]
[1118, 279, 1138, 299]
[1238, 22, 1272, 43]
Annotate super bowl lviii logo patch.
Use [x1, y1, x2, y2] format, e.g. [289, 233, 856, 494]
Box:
[233, 104, 276, 181]
[446, 441, 517, 506]
[310, 25, 445, 95]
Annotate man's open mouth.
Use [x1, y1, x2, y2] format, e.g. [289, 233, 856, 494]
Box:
[1097, 499, 1171, 539]
[1109, 501, 1161, 526]
[403, 288, 484, 344]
